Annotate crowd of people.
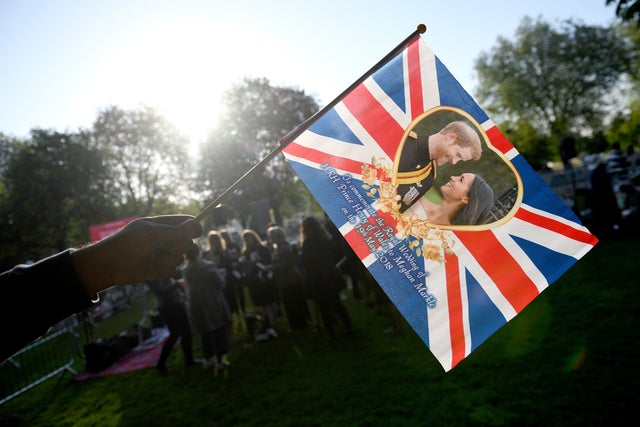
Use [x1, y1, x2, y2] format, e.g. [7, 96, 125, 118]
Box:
[3, 117, 488, 374]
[13, 126, 637, 379]
[146, 138, 640, 376]
[147, 215, 401, 376]
[578, 141, 640, 238]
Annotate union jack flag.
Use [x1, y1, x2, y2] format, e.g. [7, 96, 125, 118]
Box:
[282, 32, 598, 371]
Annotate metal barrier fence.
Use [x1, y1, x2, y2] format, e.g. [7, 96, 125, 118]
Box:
[539, 162, 640, 213]
[0, 284, 151, 405]
[538, 167, 592, 210]
[0, 318, 78, 405]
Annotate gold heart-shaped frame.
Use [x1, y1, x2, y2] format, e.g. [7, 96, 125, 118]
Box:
[363, 106, 522, 233]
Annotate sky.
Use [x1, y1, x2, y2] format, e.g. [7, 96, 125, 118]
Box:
[0, 0, 617, 150]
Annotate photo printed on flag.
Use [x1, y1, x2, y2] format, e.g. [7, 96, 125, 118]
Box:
[282, 32, 598, 371]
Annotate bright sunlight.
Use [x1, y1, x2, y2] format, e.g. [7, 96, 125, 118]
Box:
[85, 19, 290, 157]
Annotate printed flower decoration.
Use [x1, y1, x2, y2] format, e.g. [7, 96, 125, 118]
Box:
[360, 158, 455, 263]
[420, 242, 442, 262]
[361, 164, 378, 185]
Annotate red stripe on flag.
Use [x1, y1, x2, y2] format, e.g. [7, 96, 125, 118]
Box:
[456, 230, 540, 312]
[284, 142, 364, 176]
[486, 126, 514, 155]
[515, 208, 598, 245]
[343, 228, 375, 261]
[407, 38, 424, 120]
[342, 85, 405, 159]
[444, 253, 466, 367]
[341, 212, 398, 262]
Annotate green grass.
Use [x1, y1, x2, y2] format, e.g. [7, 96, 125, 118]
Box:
[1, 237, 638, 426]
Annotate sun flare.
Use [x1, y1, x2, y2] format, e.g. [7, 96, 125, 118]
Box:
[90, 19, 281, 157]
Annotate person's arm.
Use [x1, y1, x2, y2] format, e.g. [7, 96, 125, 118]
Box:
[1, 215, 201, 361]
[1, 250, 93, 362]
[71, 215, 201, 295]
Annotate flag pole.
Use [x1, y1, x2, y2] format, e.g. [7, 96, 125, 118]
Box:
[195, 24, 427, 223]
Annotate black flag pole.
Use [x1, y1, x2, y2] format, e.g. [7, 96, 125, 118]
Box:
[195, 24, 427, 223]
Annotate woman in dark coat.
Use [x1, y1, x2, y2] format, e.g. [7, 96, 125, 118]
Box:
[182, 245, 231, 370]
[206, 230, 243, 334]
[219, 229, 246, 318]
[241, 229, 278, 336]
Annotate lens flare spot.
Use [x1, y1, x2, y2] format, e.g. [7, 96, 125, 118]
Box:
[564, 346, 587, 372]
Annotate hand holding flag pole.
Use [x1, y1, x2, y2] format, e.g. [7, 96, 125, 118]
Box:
[195, 24, 427, 223]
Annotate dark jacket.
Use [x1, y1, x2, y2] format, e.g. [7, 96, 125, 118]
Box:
[1, 250, 94, 361]
[394, 135, 436, 212]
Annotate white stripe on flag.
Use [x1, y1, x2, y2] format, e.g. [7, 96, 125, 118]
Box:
[335, 102, 393, 163]
[481, 119, 495, 131]
[418, 41, 440, 111]
[293, 129, 373, 166]
[504, 216, 592, 260]
[453, 235, 519, 320]
[363, 77, 411, 129]
[425, 258, 453, 370]
[504, 147, 519, 161]
[522, 203, 592, 233]
[492, 225, 550, 293]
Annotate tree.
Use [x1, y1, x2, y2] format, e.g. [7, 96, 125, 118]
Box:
[474, 17, 632, 157]
[607, 98, 640, 146]
[607, 0, 640, 25]
[606, 22, 640, 149]
[197, 78, 319, 229]
[0, 130, 113, 265]
[615, 21, 640, 84]
[88, 106, 191, 217]
[0, 133, 19, 177]
[502, 121, 553, 170]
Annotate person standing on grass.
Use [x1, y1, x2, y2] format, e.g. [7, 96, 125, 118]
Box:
[206, 230, 242, 336]
[147, 277, 196, 375]
[219, 229, 246, 319]
[240, 228, 279, 338]
[300, 216, 353, 339]
[267, 225, 309, 333]
[182, 245, 231, 371]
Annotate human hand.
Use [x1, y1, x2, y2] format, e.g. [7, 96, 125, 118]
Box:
[72, 215, 202, 295]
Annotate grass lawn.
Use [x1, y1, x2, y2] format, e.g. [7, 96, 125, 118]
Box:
[1, 236, 638, 426]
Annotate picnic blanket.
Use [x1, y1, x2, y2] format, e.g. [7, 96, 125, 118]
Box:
[73, 328, 169, 381]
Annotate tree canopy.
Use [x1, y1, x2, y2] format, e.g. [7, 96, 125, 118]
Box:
[196, 78, 320, 229]
[88, 106, 191, 217]
[607, 0, 640, 25]
[0, 130, 112, 265]
[0, 107, 196, 264]
[474, 16, 632, 162]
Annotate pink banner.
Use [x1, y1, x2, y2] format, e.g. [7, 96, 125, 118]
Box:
[90, 217, 137, 242]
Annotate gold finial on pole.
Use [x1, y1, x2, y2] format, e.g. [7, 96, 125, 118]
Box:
[417, 24, 427, 34]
